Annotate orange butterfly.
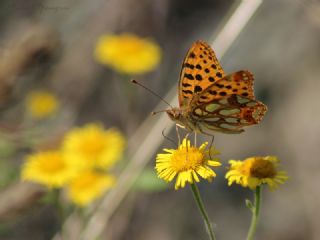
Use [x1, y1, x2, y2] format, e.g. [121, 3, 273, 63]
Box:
[166, 40, 267, 134]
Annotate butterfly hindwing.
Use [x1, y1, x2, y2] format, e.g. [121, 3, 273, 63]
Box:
[178, 41, 225, 107]
[189, 71, 266, 133]
[192, 94, 267, 134]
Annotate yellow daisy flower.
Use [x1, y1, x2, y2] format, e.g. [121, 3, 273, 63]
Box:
[94, 33, 161, 74]
[155, 138, 221, 190]
[225, 156, 288, 190]
[67, 171, 115, 207]
[26, 90, 59, 119]
[21, 151, 77, 188]
[62, 123, 125, 170]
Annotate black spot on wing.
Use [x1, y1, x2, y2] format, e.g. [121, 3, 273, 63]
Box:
[184, 73, 194, 80]
[184, 63, 194, 69]
[209, 90, 217, 95]
[194, 85, 202, 93]
[195, 74, 203, 81]
[195, 64, 202, 70]
[182, 83, 192, 87]
[183, 89, 193, 94]
[216, 72, 222, 78]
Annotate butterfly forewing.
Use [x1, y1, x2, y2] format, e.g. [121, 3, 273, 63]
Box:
[193, 70, 255, 104]
[178, 41, 225, 107]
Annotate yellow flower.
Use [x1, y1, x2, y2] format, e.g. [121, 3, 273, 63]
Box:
[225, 156, 288, 190]
[26, 90, 59, 119]
[62, 123, 125, 170]
[67, 171, 115, 206]
[21, 151, 77, 188]
[94, 33, 161, 74]
[155, 138, 221, 190]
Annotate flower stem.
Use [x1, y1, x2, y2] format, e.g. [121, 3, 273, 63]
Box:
[190, 183, 216, 240]
[51, 189, 66, 234]
[246, 186, 262, 240]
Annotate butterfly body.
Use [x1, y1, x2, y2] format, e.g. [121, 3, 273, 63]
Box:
[168, 40, 267, 135]
[166, 107, 198, 132]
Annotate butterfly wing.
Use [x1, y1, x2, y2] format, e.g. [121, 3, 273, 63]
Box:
[194, 70, 255, 101]
[191, 71, 267, 134]
[178, 41, 225, 108]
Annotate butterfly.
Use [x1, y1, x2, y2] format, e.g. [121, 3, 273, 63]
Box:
[166, 40, 267, 134]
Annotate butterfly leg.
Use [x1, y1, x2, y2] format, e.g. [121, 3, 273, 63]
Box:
[175, 124, 181, 145]
[184, 132, 190, 142]
[184, 132, 190, 161]
[196, 124, 215, 158]
[208, 135, 215, 159]
[162, 128, 177, 147]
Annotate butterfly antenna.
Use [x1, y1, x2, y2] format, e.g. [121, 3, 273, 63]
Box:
[131, 79, 173, 108]
[151, 110, 167, 115]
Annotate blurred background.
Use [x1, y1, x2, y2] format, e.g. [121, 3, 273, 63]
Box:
[0, 0, 319, 239]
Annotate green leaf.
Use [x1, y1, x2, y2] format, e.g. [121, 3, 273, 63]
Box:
[39, 189, 58, 205]
[245, 199, 254, 212]
[0, 160, 18, 187]
[0, 138, 16, 158]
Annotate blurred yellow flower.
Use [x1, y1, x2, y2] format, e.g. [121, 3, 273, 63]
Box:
[21, 151, 76, 188]
[26, 90, 59, 119]
[155, 138, 221, 190]
[62, 123, 125, 170]
[67, 171, 115, 206]
[94, 33, 161, 74]
[225, 156, 288, 190]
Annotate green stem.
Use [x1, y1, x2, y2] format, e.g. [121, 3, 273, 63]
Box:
[190, 183, 216, 240]
[52, 189, 65, 233]
[246, 186, 262, 240]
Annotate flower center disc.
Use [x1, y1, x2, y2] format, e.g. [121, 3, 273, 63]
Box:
[80, 134, 105, 157]
[172, 147, 204, 172]
[41, 156, 65, 173]
[250, 158, 276, 178]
